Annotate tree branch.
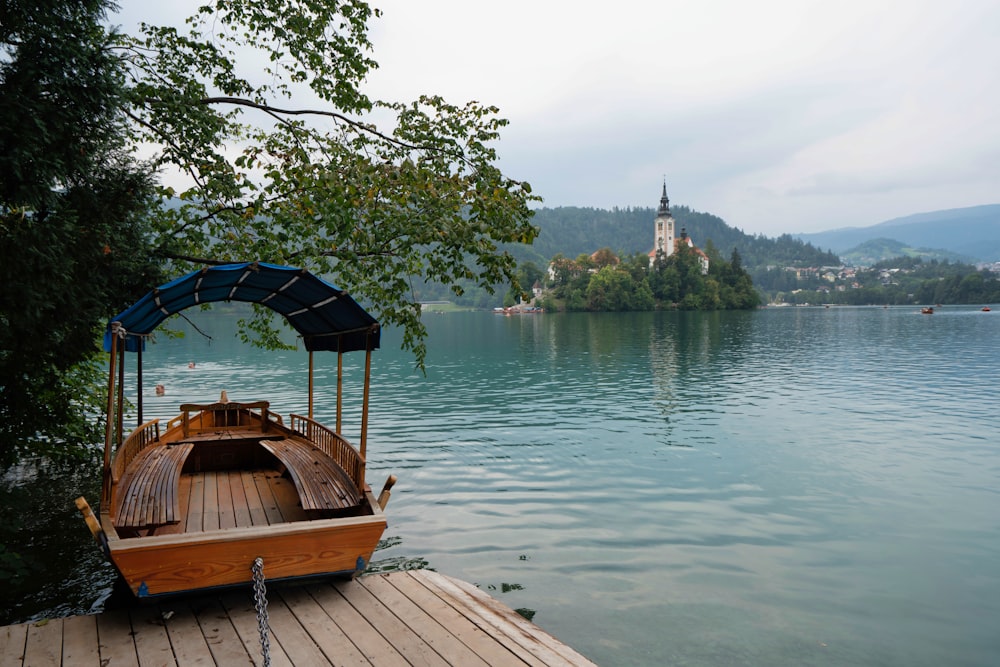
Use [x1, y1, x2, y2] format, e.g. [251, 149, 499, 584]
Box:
[199, 95, 465, 162]
[156, 251, 234, 265]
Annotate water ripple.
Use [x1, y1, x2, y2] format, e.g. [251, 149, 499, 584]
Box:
[121, 307, 1000, 667]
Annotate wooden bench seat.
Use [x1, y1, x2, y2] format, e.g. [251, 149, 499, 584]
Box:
[112, 442, 194, 530]
[259, 438, 361, 512]
[179, 398, 271, 437]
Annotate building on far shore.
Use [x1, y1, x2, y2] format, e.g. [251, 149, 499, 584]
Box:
[648, 181, 709, 274]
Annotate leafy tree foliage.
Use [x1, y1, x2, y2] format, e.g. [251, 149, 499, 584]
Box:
[2, 0, 537, 464]
[586, 265, 654, 311]
[119, 0, 537, 363]
[545, 245, 759, 313]
[1, 0, 163, 465]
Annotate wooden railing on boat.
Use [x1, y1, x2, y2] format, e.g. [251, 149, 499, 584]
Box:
[178, 400, 272, 437]
[163, 406, 283, 434]
[290, 413, 366, 491]
[112, 418, 161, 482]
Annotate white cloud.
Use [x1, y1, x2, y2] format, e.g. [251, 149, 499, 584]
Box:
[114, 0, 1000, 235]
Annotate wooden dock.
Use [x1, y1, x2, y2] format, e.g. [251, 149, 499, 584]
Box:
[0, 570, 596, 666]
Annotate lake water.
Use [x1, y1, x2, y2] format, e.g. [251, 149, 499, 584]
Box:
[3, 306, 999, 666]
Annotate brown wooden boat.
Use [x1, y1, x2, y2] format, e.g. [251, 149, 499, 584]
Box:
[76, 262, 395, 598]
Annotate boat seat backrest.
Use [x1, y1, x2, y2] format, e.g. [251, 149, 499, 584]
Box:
[178, 400, 270, 436]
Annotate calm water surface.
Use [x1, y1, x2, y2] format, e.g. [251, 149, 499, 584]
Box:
[4, 306, 999, 666]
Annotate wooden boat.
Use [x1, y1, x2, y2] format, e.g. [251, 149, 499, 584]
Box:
[76, 262, 396, 598]
[921, 307, 934, 314]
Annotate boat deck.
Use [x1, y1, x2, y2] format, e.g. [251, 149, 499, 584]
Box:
[152, 468, 308, 536]
[0, 570, 596, 666]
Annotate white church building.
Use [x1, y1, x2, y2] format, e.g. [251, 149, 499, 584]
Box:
[647, 182, 709, 274]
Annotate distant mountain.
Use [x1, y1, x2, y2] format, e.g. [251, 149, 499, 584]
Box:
[838, 238, 973, 266]
[797, 204, 1000, 263]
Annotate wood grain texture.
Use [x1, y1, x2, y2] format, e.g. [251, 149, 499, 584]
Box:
[259, 438, 361, 511]
[113, 443, 194, 530]
[108, 515, 385, 596]
[0, 572, 596, 666]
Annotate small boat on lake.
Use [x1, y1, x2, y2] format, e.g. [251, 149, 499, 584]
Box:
[76, 262, 395, 598]
[983, 306, 991, 312]
[921, 307, 934, 314]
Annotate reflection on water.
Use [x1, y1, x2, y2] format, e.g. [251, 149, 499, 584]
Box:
[3, 306, 999, 667]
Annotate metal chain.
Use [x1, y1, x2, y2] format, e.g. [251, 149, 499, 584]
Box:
[251, 557, 271, 667]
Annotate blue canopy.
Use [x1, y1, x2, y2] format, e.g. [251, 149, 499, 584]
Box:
[104, 262, 379, 353]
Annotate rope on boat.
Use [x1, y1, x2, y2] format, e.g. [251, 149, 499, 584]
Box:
[251, 557, 271, 667]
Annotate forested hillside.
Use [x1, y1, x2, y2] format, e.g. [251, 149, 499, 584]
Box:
[415, 203, 999, 307]
[512, 205, 839, 271]
[839, 238, 972, 265]
[411, 204, 841, 307]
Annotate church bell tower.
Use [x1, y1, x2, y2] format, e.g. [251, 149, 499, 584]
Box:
[653, 181, 675, 260]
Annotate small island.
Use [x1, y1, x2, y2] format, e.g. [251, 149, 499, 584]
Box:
[516, 183, 760, 312]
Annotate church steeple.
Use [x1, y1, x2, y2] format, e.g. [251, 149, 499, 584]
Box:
[651, 180, 676, 266]
[658, 180, 670, 216]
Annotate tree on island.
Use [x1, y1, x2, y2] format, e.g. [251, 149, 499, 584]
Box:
[1, 0, 537, 465]
[543, 243, 760, 312]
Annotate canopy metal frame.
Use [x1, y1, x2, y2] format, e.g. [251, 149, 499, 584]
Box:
[99, 263, 380, 507]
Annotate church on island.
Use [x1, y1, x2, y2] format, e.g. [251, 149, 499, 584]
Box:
[648, 182, 709, 274]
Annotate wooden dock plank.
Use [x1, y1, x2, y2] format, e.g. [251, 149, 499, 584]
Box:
[157, 603, 216, 666]
[279, 586, 373, 666]
[60, 615, 99, 666]
[0, 571, 595, 667]
[388, 571, 540, 666]
[418, 571, 598, 667]
[23, 619, 61, 666]
[0, 622, 27, 667]
[218, 591, 294, 667]
[307, 584, 409, 667]
[96, 609, 138, 666]
[193, 599, 254, 666]
[360, 574, 491, 667]
[130, 605, 175, 666]
[259, 593, 330, 666]
[338, 574, 449, 667]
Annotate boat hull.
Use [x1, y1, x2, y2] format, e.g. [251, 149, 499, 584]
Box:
[102, 491, 386, 597]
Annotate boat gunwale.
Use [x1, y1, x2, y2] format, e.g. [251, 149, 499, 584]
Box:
[100, 490, 386, 552]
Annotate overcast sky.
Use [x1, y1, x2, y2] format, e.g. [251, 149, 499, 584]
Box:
[114, 0, 1000, 236]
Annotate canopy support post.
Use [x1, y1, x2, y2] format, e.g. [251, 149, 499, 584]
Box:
[360, 330, 373, 470]
[336, 340, 343, 434]
[308, 350, 314, 420]
[137, 342, 143, 426]
[117, 339, 125, 452]
[101, 329, 120, 507]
